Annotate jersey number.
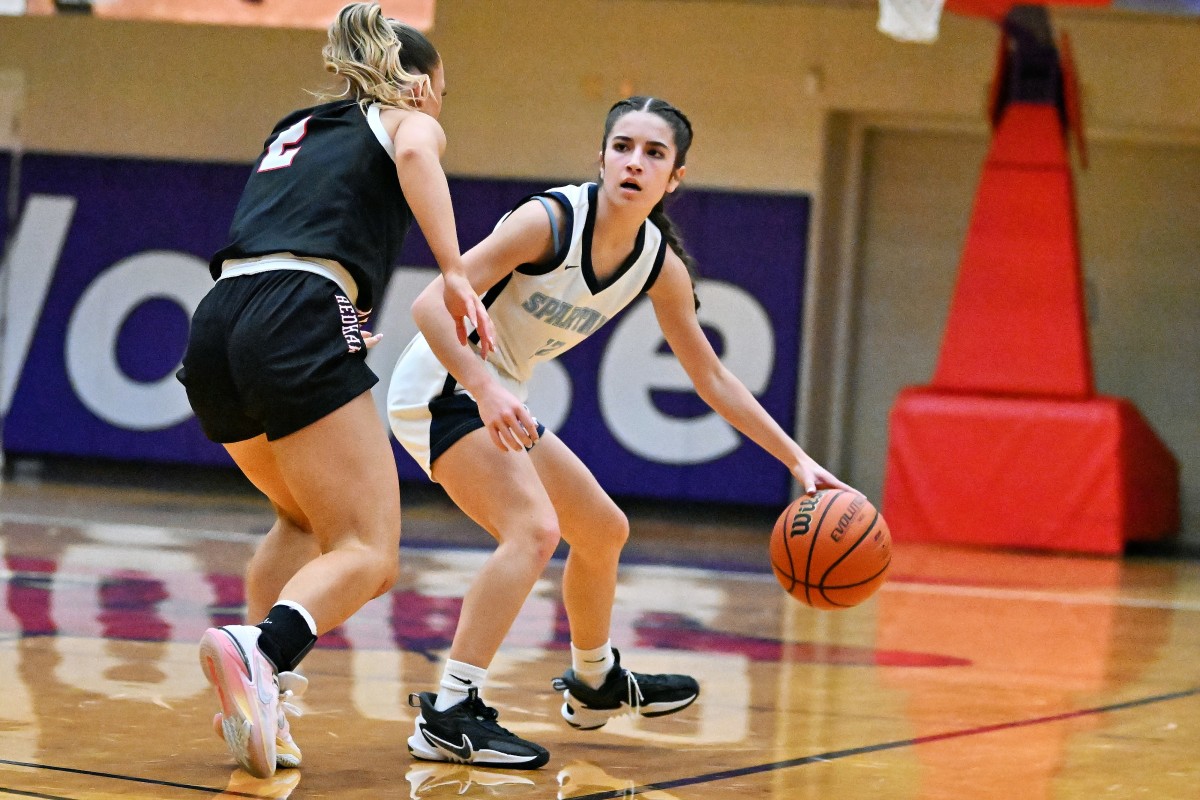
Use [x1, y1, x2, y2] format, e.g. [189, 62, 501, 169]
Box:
[534, 339, 567, 357]
[258, 117, 311, 172]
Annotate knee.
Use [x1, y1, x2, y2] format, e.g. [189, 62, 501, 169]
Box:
[366, 540, 401, 595]
[610, 510, 630, 549]
[372, 553, 401, 597]
[574, 508, 629, 559]
[596, 507, 630, 550]
[601, 511, 630, 559]
[525, 518, 562, 566]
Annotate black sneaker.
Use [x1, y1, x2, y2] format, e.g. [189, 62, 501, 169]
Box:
[551, 648, 699, 730]
[407, 689, 550, 770]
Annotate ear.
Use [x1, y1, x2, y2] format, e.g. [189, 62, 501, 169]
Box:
[666, 165, 686, 193]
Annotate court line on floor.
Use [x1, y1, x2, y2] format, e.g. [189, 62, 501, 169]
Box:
[0, 787, 76, 800]
[2, 690, 1196, 798]
[0, 762, 259, 799]
[571, 686, 1200, 800]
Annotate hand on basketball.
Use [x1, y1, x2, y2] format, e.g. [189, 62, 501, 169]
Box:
[475, 383, 540, 452]
[792, 455, 855, 496]
[442, 272, 496, 359]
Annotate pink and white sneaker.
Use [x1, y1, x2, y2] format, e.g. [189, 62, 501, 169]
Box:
[212, 670, 307, 770]
[199, 625, 282, 778]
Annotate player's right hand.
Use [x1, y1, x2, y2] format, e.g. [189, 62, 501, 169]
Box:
[442, 272, 496, 359]
[475, 384, 539, 452]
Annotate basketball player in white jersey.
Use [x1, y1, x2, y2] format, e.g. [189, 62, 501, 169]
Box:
[179, 3, 494, 779]
[388, 96, 851, 768]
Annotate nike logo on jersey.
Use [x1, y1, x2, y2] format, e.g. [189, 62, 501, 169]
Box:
[420, 725, 473, 761]
[522, 292, 608, 334]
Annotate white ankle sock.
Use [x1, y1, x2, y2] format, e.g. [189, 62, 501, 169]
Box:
[571, 641, 615, 689]
[434, 659, 488, 711]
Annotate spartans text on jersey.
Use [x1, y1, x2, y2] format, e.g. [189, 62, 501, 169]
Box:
[521, 292, 609, 334]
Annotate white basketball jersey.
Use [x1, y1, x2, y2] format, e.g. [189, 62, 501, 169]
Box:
[483, 182, 667, 383]
[388, 182, 667, 472]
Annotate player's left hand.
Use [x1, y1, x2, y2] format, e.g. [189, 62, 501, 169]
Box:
[791, 455, 855, 496]
[443, 272, 496, 359]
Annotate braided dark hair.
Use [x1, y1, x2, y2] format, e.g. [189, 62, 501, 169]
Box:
[602, 96, 700, 309]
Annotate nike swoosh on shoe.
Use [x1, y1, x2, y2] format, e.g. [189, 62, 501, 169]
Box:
[420, 726, 473, 761]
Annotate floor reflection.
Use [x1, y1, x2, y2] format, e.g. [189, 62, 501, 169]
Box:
[1, 482, 1198, 798]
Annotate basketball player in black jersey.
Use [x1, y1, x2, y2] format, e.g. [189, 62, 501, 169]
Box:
[178, 2, 494, 779]
[388, 96, 851, 769]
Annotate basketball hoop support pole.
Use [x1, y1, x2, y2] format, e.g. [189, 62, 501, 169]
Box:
[881, 6, 1179, 554]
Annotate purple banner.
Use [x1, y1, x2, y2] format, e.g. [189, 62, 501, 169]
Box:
[1, 154, 808, 506]
[3, 154, 248, 464]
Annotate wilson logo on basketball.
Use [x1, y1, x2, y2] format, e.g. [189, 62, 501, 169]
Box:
[788, 495, 820, 538]
[770, 489, 892, 610]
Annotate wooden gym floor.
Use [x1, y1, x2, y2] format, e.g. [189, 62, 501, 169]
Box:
[0, 460, 1197, 799]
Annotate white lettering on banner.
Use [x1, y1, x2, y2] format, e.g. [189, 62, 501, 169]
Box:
[65, 251, 211, 430]
[1, 206, 778, 466]
[1, 194, 76, 417]
[598, 281, 775, 464]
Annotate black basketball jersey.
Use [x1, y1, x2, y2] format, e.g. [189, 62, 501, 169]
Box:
[211, 100, 413, 313]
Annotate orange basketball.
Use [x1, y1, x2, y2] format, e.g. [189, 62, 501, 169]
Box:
[770, 489, 891, 610]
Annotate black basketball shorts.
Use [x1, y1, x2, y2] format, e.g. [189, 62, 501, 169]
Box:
[177, 269, 378, 443]
[388, 335, 545, 479]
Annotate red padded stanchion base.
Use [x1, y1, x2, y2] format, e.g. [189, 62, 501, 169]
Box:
[883, 388, 1179, 555]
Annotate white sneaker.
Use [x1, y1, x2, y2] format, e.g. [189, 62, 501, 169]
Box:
[199, 625, 281, 778]
[212, 670, 307, 769]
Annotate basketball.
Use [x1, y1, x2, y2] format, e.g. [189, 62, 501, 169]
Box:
[770, 490, 891, 610]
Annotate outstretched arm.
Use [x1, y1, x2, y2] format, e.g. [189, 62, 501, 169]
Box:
[647, 253, 853, 495]
[391, 111, 496, 357]
[411, 199, 559, 452]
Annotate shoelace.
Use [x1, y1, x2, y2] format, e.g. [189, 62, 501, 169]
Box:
[553, 669, 644, 715]
[211, 671, 308, 744]
[463, 694, 521, 736]
[623, 671, 644, 715]
[276, 671, 308, 730]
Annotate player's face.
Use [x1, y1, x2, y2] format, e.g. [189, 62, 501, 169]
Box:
[600, 111, 685, 209]
[417, 61, 446, 119]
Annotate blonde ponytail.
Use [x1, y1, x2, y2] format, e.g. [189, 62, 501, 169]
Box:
[319, 2, 439, 110]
